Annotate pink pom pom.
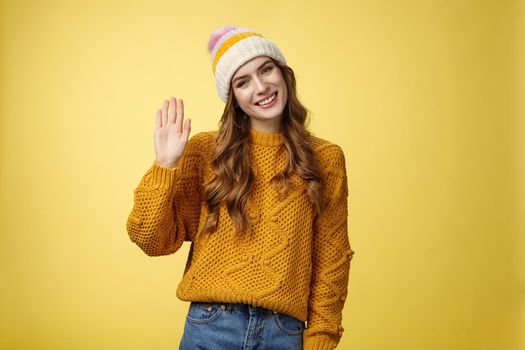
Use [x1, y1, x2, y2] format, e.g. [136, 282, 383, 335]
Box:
[208, 25, 237, 52]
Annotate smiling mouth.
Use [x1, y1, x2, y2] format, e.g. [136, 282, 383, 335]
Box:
[255, 92, 277, 106]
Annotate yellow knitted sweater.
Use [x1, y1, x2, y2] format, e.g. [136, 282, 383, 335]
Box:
[126, 128, 355, 350]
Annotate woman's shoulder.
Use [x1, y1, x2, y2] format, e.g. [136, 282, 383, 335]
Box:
[306, 133, 346, 165]
[305, 133, 347, 177]
[185, 130, 219, 155]
[188, 129, 218, 143]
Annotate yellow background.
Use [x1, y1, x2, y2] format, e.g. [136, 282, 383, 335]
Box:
[1, 0, 523, 349]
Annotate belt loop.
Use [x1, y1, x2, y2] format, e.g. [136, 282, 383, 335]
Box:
[224, 303, 233, 313]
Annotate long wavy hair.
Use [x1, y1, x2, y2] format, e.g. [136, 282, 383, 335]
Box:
[201, 58, 325, 235]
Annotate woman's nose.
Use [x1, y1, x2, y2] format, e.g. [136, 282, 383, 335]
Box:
[254, 77, 269, 93]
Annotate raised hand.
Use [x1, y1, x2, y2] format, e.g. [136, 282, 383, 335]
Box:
[154, 97, 191, 168]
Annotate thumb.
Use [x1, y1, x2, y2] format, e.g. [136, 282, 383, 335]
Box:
[183, 118, 191, 139]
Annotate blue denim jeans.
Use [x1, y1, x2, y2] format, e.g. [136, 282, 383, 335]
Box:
[179, 301, 305, 350]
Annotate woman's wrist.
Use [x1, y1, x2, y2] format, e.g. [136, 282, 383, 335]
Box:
[155, 159, 179, 168]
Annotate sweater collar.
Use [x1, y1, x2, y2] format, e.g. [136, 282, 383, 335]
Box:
[249, 127, 284, 146]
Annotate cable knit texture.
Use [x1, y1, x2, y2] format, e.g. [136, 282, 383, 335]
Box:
[126, 128, 355, 350]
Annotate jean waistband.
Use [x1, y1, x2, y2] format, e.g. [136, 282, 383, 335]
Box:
[191, 301, 277, 315]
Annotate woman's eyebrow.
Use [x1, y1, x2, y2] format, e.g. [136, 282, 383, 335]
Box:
[232, 60, 273, 84]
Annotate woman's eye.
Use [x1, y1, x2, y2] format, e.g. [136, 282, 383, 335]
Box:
[236, 66, 273, 87]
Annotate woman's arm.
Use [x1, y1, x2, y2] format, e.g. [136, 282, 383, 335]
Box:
[126, 133, 207, 256]
[304, 144, 355, 350]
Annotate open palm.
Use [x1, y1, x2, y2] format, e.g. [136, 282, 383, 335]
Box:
[154, 97, 191, 168]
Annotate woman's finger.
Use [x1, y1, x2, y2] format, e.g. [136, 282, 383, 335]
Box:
[162, 99, 169, 126]
[168, 97, 177, 124]
[175, 98, 184, 132]
[182, 118, 191, 141]
[156, 109, 162, 128]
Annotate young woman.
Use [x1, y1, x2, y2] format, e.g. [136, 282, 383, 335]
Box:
[126, 25, 355, 350]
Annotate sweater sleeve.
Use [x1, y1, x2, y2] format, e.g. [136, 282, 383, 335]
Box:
[126, 133, 207, 256]
[303, 145, 355, 350]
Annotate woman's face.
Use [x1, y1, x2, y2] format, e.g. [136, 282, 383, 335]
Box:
[231, 56, 288, 132]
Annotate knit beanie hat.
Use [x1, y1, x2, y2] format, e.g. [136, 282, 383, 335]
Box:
[208, 25, 287, 102]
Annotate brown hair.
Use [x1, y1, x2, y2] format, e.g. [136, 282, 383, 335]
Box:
[201, 58, 325, 235]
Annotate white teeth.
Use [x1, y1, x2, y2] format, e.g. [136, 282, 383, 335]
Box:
[257, 93, 276, 106]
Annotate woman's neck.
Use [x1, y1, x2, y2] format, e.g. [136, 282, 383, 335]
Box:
[249, 116, 283, 133]
[249, 127, 284, 146]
